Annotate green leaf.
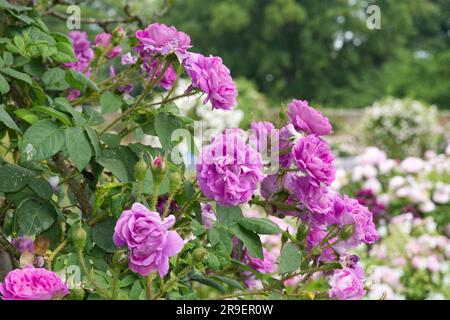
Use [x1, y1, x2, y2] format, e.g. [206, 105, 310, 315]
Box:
[230, 223, 263, 259]
[3, 52, 13, 66]
[97, 158, 129, 182]
[238, 217, 283, 235]
[41, 67, 68, 91]
[0, 67, 32, 84]
[0, 165, 32, 193]
[21, 120, 65, 161]
[27, 177, 53, 201]
[154, 112, 182, 150]
[65, 127, 92, 171]
[85, 127, 101, 158]
[54, 97, 86, 126]
[53, 42, 76, 63]
[0, 104, 21, 132]
[31, 105, 71, 126]
[278, 242, 301, 274]
[129, 280, 144, 300]
[15, 109, 39, 124]
[189, 272, 226, 293]
[191, 219, 206, 236]
[0, 73, 10, 94]
[65, 70, 98, 92]
[17, 199, 56, 236]
[212, 275, 245, 290]
[100, 92, 122, 114]
[209, 227, 233, 255]
[215, 205, 243, 226]
[91, 217, 116, 253]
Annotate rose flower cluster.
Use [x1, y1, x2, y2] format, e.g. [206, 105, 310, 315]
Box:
[0, 20, 377, 301]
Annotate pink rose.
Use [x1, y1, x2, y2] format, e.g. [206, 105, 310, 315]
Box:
[113, 203, 184, 277]
[288, 99, 332, 136]
[0, 268, 68, 300]
[329, 264, 366, 300]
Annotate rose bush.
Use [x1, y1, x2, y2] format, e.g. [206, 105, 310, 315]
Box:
[0, 2, 378, 300]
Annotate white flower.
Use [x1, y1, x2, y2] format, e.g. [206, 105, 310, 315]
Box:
[400, 157, 424, 174]
[363, 178, 382, 194]
[389, 176, 406, 190]
[419, 200, 435, 213]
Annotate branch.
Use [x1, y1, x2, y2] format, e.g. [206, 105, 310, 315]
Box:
[53, 152, 92, 217]
[0, 229, 20, 268]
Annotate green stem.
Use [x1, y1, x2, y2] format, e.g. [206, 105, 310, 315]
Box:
[162, 193, 174, 218]
[150, 184, 161, 211]
[0, 229, 19, 268]
[77, 249, 111, 299]
[111, 266, 120, 300]
[145, 274, 154, 300]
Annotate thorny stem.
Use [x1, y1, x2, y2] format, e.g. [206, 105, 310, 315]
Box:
[77, 248, 111, 299]
[0, 229, 19, 268]
[53, 152, 92, 217]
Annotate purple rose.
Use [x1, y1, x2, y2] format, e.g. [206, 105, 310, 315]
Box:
[135, 23, 191, 57]
[0, 267, 68, 300]
[183, 52, 237, 110]
[249, 121, 276, 153]
[306, 228, 337, 262]
[272, 124, 297, 168]
[286, 176, 332, 224]
[288, 99, 332, 136]
[11, 236, 34, 254]
[141, 58, 177, 90]
[328, 194, 379, 247]
[93, 32, 122, 60]
[121, 52, 138, 65]
[329, 264, 366, 300]
[65, 31, 94, 75]
[200, 203, 216, 229]
[242, 248, 277, 289]
[260, 174, 281, 200]
[292, 135, 335, 186]
[113, 203, 184, 277]
[196, 130, 263, 206]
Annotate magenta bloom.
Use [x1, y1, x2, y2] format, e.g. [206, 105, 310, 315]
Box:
[121, 52, 138, 65]
[249, 121, 276, 154]
[12, 236, 34, 254]
[306, 228, 337, 262]
[329, 264, 366, 300]
[93, 32, 122, 59]
[141, 58, 177, 90]
[288, 99, 332, 136]
[292, 135, 335, 186]
[328, 194, 379, 247]
[287, 176, 332, 223]
[200, 203, 216, 229]
[113, 203, 184, 277]
[184, 52, 237, 110]
[260, 174, 281, 200]
[0, 268, 68, 300]
[196, 130, 263, 206]
[65, 31, 94, 74]
[135, 23, 191, 57]
[242, 248, 277, 289]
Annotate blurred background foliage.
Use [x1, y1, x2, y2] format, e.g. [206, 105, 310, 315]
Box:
[42, 0, 450, 109]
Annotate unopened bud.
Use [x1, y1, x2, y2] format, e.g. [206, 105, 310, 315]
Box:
[112, 249, 128, 267]
[67, 288, 85, 300]
[339, 224, 354, 241]
[192, 248, 207, 261]
[135, 158, 148, 182]
[71, 225, 87, 251]
[296, 223, 310, 241]
[151, 156, 168, 185]
[169, 172, 183, 193]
